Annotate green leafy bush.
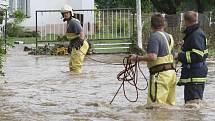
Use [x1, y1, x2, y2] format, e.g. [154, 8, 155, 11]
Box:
[0, 39, 5, 76]
[6, 23, 24, 37]
[0, 9, 5, 24]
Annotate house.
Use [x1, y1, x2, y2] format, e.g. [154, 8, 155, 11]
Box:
[8, 0, 95, 36]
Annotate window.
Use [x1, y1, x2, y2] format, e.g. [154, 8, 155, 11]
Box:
[9, 0, 30, 17]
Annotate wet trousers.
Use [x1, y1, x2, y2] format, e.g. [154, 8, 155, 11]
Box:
[69, 40, 89, 73]
[184, 83, 205, 103]
[147, 70, 176, 105]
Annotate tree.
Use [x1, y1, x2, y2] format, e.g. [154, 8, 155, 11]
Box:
[119, 0, 152, 13]
[151, 0, 178, 14]
[95, 0, 215, 13]
[151, 0, 215, 14]
[95, 0, 118, 9]
[95, 0, 152, 13]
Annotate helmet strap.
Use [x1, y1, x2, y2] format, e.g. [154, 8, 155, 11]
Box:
[62, 11, 73, 22]
[63, 17, 71, 22]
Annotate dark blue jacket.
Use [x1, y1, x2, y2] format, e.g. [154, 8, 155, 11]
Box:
[178, 24, 208, 85]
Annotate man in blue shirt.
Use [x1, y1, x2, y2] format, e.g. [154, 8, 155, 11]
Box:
[129, 14, 176, 107]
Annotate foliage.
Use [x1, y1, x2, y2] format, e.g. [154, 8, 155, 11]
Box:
[0, 8, 5, 24]
[95, 0, 118, 9]
[0, 39, 5, 76]
[95, 0, 215, 14]
[113, 18, 129, 33]
[95, 0, 152, 13]
[6, 23, 24, 37]
[151, 0, 178, 14]
[13, 10, 26, 24]
[6, 10, 37, 38]
[119, 0, 152, 13]
[141, 0, 153, 13]
[6, 10, 25, 37]
[203, 0, 215, 12]
[153, 0, 215, 14]
[6, 23, 39, 37]
[118, 20, 128, 33]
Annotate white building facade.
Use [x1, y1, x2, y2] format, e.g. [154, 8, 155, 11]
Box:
[6, 0, 95, 36]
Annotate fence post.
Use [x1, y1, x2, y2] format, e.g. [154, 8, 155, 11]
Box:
[180, 13, 183, 31]
[4, 10, 7, 53]
[209, 11, 212, 27]
[36, 11, 38, 54]
[136, 0, 143, 49]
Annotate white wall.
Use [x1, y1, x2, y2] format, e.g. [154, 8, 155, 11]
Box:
[20, 0, 95, 35]
[82, 0, 94, 34]
[21, 0, 69, 27]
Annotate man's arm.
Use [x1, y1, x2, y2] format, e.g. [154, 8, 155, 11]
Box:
[134, 53, 157, 62]
[178, 33, 207, 63]
[129, 53, 157, 62]
[79, 31, 85, 40]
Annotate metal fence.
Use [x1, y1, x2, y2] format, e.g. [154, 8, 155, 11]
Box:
[35, 8, 135, 54]
[34, 9, 215, 54]
[141, 12, 215, 52]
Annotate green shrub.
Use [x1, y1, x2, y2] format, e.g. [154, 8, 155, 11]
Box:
[6, 23, 23, 37]
[0, 39, 4, 76]
[0, 9, 5, 24]
[13, 10, 25, 24]
[6, 23, 39, 37]
[6, 10, 28, 37]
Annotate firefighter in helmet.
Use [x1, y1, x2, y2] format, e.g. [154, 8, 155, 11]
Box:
[61, 4, 89, 73]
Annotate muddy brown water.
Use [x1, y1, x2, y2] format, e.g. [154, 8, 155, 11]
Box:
[0, 45, 215, 121]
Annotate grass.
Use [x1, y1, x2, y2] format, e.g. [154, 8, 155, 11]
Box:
[6, 32, 132, 54]
[7, 37, 36, 44]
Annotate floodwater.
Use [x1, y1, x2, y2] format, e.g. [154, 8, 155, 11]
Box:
[0, 45, 215, 121]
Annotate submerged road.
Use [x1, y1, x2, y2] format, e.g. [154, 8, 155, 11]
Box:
[0, 45, 215, 121]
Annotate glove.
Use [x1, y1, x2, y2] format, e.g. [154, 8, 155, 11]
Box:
[70, 38, 84, 50]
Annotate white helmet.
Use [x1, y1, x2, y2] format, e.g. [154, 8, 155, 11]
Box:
[61, 4, 74, 16]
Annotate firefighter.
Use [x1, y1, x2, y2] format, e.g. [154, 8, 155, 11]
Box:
[61, 4, 89, 73]
[175, 11, 208, 107]
[129, 14, 176, 107]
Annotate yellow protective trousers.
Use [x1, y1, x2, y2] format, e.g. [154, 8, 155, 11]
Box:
[69, 40, 89, 73]
[147, 70, 176, 105]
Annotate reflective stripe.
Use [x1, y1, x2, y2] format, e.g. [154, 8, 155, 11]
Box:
[169, 34, 174, 51]
[186, 51, 191, 63]
[192, 49, 204, 57]
[205, 38, 208, 54]
[66, 33, 80, 40]
[204, 49, 208, 54]
[179, 78, 207, 83]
